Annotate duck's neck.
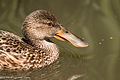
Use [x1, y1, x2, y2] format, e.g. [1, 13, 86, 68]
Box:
[30, 39, 59, 61]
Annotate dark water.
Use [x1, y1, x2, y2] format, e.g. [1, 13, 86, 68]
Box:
[0, 0, 120, 80]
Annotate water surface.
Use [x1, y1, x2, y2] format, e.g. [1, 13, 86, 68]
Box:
[0, 0, 120, 80]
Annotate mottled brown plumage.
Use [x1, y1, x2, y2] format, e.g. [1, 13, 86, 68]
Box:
[0, 30, 58, 70]
[0, 10, 88, 70]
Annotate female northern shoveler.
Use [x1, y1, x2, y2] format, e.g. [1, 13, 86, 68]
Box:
[0, 10, 88, 70]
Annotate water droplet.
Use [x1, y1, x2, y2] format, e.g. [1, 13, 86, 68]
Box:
[101, 39, 104, 41]
[109, 37, 113, 40]
[98, 42, 102, 44]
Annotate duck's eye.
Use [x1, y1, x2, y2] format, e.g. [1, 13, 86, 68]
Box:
[48, 23, 52, 26]
[47, 17, 52, 21]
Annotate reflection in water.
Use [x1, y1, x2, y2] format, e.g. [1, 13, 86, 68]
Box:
[0, 60, 61, 80]
[0, 57, 87, 80]
[67, 74, 85, 80]
[0, 0, 120, 80]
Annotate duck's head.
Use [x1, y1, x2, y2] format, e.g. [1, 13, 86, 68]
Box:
[22, 10, 88, 47]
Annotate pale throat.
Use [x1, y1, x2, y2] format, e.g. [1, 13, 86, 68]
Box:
[31, 39, 59, 58]
[39, 40, 59, 54]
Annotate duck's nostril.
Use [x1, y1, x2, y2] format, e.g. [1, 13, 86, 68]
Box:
[65, 31, 69, 33]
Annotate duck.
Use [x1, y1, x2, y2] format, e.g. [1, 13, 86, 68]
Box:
[0, 10, 88, 70]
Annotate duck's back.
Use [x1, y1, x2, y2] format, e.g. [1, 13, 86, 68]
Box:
[0, 30, 47, 70]
[0, 30, 26, 69]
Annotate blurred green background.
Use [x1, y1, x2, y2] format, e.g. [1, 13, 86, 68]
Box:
[0, 0, 120, 80]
